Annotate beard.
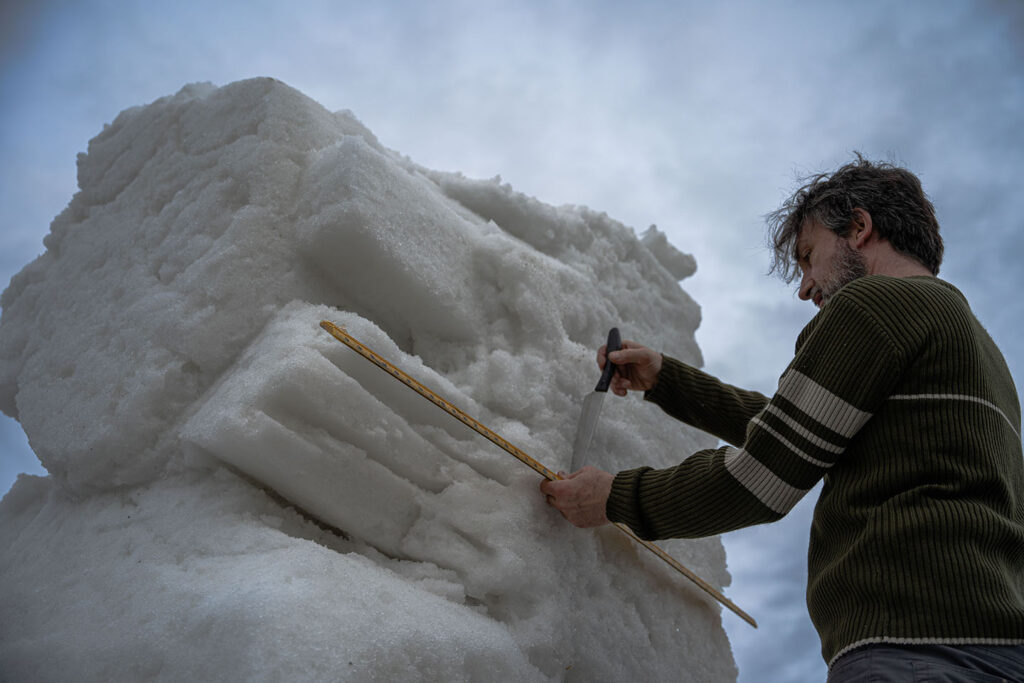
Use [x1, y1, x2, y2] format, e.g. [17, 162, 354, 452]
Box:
[819, 239, 868, 304]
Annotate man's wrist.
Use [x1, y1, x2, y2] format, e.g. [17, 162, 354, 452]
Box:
[644, 353, 676, 403]
[649, 352, 663, 390]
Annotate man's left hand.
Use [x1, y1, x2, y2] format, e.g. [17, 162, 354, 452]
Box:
[539, 466, 614, 528]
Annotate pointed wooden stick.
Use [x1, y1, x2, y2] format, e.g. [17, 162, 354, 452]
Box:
[319, 320, 757, 628]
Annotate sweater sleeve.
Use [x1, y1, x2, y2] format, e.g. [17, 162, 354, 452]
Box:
[607, 290, 906, 540]
[643, 357, 769, 447]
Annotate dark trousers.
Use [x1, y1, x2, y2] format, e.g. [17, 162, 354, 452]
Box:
[827, 644, 1024, 682]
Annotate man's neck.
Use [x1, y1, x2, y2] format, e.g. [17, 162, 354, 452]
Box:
[865, 244, 933, 279]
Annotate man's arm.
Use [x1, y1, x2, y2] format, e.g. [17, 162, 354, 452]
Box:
[543, 343, 768, 526]
[545, 289, 906, 538]
[644, 358, 770, 447]
[601, 340, 769, 446]
[609, 294, 905, 539]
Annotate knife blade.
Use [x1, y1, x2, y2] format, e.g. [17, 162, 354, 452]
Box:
[569, 327, 622, 472]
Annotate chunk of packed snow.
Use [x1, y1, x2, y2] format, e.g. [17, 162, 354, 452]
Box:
[642, 224, 698, 280]
[0, 78, 735, 681]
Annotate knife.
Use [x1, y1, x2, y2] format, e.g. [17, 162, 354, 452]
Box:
[569, 327, 622, 472]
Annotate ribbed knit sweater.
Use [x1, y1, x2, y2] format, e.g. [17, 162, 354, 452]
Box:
[606, 275, 1024, 665]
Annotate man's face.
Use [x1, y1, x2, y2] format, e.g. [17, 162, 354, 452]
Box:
[796, 221, 868, 308]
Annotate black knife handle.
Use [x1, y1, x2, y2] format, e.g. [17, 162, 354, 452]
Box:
[595, 327, 622, 392]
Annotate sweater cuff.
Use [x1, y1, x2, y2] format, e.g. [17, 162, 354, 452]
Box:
[643, 354, 684, 406]
[606, 466, 656, 540]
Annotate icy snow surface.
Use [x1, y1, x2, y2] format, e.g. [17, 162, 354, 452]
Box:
[0, 78, 736, 681]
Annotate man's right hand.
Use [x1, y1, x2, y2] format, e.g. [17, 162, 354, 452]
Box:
[598, 340, 663, 396]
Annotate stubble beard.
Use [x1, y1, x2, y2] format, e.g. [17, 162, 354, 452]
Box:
[820, 239, 869, 304]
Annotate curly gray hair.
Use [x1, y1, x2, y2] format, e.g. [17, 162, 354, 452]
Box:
[767, 154, 943, 283]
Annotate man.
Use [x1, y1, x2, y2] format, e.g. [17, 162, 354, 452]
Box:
[541, 157, 1024, 681]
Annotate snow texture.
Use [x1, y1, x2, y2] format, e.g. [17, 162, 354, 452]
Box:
[0, 78, 736, 681]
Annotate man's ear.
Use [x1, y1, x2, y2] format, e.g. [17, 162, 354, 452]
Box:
[849, 208, 873, 248]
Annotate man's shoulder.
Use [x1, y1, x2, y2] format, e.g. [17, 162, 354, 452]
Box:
[823, 275, 975, 350]
[798, 276, 966, 351]
[832, 275, 966, 313]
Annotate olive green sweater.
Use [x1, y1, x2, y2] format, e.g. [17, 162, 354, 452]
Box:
[606, 276, 1024, 665]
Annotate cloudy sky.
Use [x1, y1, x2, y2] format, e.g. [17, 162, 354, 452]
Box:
[1, 1, 1022, 680]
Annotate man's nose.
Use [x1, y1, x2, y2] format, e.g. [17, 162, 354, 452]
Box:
[798, 272, 814, 300]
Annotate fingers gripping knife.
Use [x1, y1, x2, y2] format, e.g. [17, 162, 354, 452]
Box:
[570, 328, 622, 472]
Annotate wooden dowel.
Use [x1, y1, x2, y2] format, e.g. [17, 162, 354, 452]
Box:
[319, 320, 757, 628]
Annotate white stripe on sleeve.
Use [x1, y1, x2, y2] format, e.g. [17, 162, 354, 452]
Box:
[724, 446, 808, 515]
[777, 370, 873, 438]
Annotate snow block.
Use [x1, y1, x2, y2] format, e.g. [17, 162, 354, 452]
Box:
[0, 78, 736, 681]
